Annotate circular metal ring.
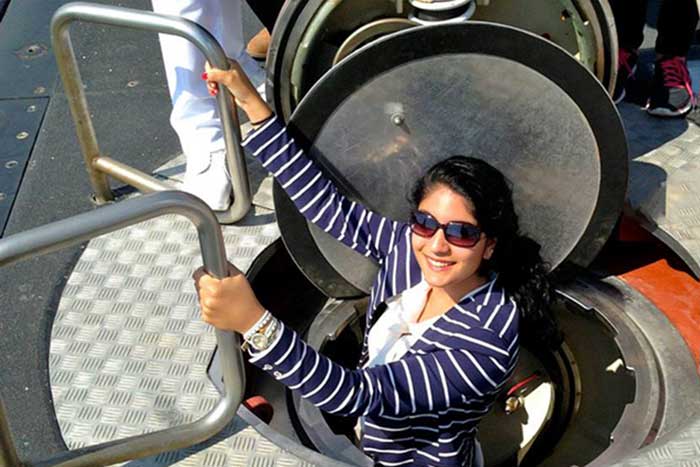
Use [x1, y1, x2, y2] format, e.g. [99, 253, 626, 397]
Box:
[333, 18, 417, 65]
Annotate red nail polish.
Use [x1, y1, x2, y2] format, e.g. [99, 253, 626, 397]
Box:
[201, 72, 208, 80]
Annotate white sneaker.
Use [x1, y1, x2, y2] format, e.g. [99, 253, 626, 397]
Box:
[182, 149, 231, 211]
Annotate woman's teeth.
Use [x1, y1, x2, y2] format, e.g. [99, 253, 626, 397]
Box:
[427, 257, 454, 270]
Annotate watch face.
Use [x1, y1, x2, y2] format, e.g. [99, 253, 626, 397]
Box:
[251, 333, 269, 351]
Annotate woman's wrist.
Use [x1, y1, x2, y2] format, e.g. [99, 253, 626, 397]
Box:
[240, 306, 267, 335]
[249, 114, 274, 126]
[241, 98, 273, 126]
[242, 310, 271, 339]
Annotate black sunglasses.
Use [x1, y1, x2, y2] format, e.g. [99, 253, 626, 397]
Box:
[410, 211, 482, 248]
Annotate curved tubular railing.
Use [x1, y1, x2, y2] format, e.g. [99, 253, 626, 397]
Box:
[0, 191, 245, 466]
[50, 2, 252, 224]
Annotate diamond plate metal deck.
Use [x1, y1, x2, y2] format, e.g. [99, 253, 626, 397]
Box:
[48, 148, 319, 466]
[611, 415, 700, 467]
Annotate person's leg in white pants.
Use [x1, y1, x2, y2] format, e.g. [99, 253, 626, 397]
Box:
[152, 0, 265, 211]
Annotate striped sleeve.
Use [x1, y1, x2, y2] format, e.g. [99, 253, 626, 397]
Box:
[242, 117, 402, 261]
[248, 322, 512, 418]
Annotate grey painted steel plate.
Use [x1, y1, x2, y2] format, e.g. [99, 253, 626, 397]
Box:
[0, 0, 57, 99]
[276, 22, 628, 296]
[0, 98, 48, 237]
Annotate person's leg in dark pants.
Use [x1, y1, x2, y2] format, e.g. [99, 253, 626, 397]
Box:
[655, 0, 699, 57]
[648, 0, 699, 117]
[610, 0, 648, 52]
[610, 0, 648, 102]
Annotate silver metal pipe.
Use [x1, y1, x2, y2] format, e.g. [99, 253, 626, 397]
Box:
[51, 7, 112, 204]
[93, 156, 172, 193]
[50, 2, 252, 223]
[0, 191, 245, 466]
[0, 399, 20, 467]
[218, 88, 252, 224]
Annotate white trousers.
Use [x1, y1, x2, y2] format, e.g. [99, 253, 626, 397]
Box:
[152, 0, 265, 172]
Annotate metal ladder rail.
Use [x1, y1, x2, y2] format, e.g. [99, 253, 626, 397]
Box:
[0, 191, 245, 467]
[51, 2, 252, 224]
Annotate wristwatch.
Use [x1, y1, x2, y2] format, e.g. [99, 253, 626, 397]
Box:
[248, 318, 279, 351]
[243, 312, 280, 352]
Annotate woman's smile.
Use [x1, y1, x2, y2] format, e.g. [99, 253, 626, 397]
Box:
[425, 255, 456, 272]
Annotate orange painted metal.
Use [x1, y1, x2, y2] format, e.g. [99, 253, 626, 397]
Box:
[598, 216, 700, 369]
[621, 255, 700, 369]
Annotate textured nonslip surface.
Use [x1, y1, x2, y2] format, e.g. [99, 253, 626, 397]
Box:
[611, 417, 700, 467]
[620, 103, 700, 278]
[48, 152, 317, 466]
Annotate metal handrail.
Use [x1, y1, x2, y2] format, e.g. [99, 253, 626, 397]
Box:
[0, 191, 245, 466]
[50, 2, 252, 224]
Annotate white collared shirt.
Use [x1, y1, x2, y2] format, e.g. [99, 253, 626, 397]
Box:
[365, 280, 439, 367]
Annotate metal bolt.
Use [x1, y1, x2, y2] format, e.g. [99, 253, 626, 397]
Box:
[34, 86, 46, 95]
[16, 131, 29, 140]
[15, 43, 47, 60]
[27, 105, 37, 113]
[504, 396, 523, 414]
[391, 113, 405, 126]
[127, 80, 139, 88]
[5, 161, 18, 169]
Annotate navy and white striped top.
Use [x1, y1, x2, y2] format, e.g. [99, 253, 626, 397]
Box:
[242, 117, 520, 466]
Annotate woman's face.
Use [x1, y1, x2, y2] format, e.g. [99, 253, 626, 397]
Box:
[411, 184, 496, 296]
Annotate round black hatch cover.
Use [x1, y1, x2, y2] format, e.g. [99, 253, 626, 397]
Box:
[274, 22, 628, 298]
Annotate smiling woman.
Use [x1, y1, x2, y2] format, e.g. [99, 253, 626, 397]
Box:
[193, 59, 559, 466]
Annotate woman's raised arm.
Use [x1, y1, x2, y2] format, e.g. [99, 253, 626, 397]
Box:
[205, 62, 403, 261]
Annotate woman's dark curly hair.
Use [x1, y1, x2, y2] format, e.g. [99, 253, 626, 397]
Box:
[411, 156, 561, 348]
